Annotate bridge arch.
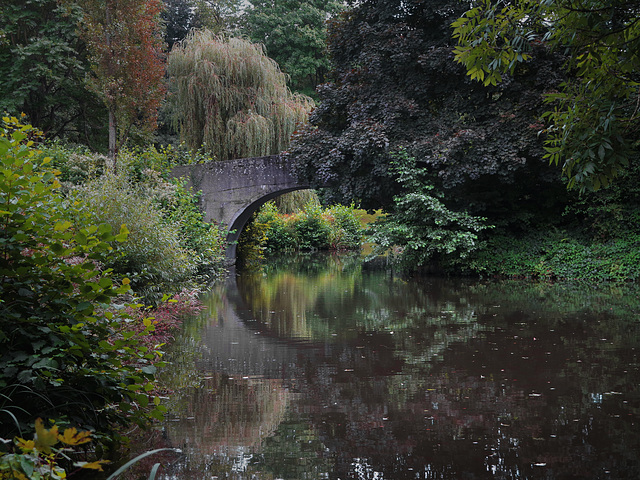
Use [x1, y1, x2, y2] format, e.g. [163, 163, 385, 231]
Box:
[224, 186, 308, 260]
[170, 155, 311, 263]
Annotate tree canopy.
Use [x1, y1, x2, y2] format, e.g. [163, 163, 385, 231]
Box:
[287, 0, 567, 227]
[241, 0, 344, 94]
[452, 0, 640, 191]
[0, 0, 106, 147]
[167, 30, 313, 160]
[73, 0, 166, 161]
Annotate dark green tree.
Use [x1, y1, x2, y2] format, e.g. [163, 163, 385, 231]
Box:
[241, 0, 344, 95]
[162, 0, 194, 49]
[452, 0, 640, 191]
[0, 0, 107, 147]
[286, 0, 569, 229]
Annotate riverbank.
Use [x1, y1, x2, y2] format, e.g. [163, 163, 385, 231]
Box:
[465, 229, 640, 283]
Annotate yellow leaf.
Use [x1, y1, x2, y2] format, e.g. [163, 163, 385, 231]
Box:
[76, 460, 110, 471]
[16, 438, 35, 452]
[58, 427, 92, 446]
[122, 278, 130, 285]
[54, 221, 72, 232]
[34, 418, 59, 454]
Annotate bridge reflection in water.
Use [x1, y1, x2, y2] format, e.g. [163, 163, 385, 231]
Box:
[157, 254, 640, 479]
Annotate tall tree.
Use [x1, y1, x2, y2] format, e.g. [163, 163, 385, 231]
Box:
[191, 0, 244, 33]
[73, 0, 166, 162]
[162, 0, 193, 49]
[0, 0, 106, 147]
[167, 30, 313, 160]
[241, 0, 344, 95]
[286, 0, 568, 227]
[452, 0, 640, 191]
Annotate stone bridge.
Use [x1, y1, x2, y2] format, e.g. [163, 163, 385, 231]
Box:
[170, 155, 310, 262]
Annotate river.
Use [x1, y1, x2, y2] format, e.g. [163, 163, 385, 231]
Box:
[153, 252, 640, 479]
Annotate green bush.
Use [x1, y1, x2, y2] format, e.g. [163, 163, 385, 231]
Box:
[368, 150, 490, 270]
[327, 203, 363, 250]
[41, 141, 108, 186]
[43, 144, 226, 286]
[469, 230, 640, 282]
[158, 179, 226, 281]
[256, 201, 296, 254]
[0, 117, 163, 440]
[78, 173, 197, 303]
[237, 212, 269, 269]
[242, 201, 364, 258]
[290, 202, 332, 250]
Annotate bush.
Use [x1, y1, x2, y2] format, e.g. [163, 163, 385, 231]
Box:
[469, 230, 640, 282]
[290, 202, 332, 250]
[368, 150, 490, 270]
[240, 200, 365, 259]
[0, 117, 163, 440]
[157, 179, 226, 281]
[237, 211, 269, 268]
[256, 201, 296, 254]
[327, 203, 363, 250]
[78, 173, 197, 303]
[44, 144, 226, 287]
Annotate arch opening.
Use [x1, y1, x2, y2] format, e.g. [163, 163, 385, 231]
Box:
[225, 187, 310, 262]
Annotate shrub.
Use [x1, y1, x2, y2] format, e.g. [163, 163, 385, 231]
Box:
[0, 117, 163, 440]
[241, 201, 365, 258]
[256, 201, 296, 254]
[290, 202, 332, 250]
[77, 173, 197, 303]
[237, 211, 269, 268]
[368, 150, 490, 270]
[43, 144, 226, 286]
[327, 203, 363, 250]
[157, 179, 226, 281]
[469, 230, 640, 282]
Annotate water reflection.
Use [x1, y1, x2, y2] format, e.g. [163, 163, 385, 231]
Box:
[159, 253, 640, 479]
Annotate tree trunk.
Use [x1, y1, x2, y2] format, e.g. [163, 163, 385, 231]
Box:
[108, 108, 117, 173]
[106, 1, 117, 173]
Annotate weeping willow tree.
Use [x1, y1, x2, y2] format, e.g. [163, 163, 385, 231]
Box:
[167, 29, 313, 160]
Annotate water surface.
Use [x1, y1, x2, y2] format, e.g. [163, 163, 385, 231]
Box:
[158, 253, 640, 479]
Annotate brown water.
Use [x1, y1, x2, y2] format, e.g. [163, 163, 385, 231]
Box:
[157, 253, 640, 479]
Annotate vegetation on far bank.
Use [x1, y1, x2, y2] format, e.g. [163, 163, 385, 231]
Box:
[237, 200, 366, 268]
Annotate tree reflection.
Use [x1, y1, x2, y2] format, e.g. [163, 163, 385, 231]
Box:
[160, 253, 640, 479]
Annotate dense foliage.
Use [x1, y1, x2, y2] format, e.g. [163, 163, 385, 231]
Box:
[368, 150, 490, 270]
[72, 0, 167, 161]
[167, 30, 313, 160]
[286, 0, 568, 227]
[241, 0, 344, 95]
[0, 0, 107, 148]
[238, 201, 364, 266]
[452, 0, 640, 191]
[45, 143, 226, 303]
[0, 118, 165, 442]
